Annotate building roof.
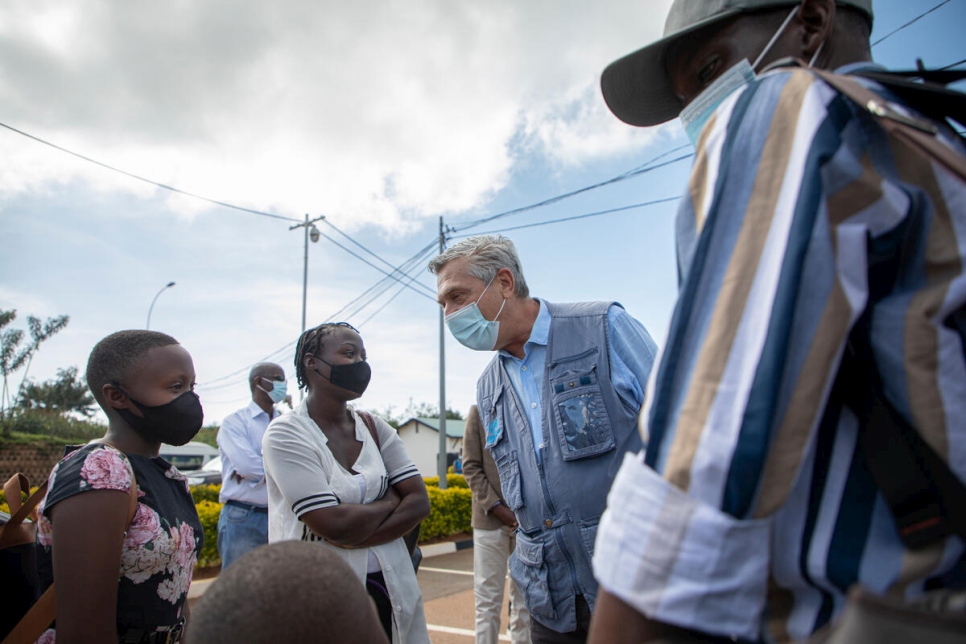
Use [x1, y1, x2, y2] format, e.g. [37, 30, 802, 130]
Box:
[399, 416, 466, 439]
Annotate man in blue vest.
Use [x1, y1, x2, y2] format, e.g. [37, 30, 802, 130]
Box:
[430, 235, 657, 643]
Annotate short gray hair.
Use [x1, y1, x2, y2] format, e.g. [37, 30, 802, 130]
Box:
[428, 235, 529, 298]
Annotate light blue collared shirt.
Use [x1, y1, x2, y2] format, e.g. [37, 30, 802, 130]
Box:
[499, 299, 657, 462]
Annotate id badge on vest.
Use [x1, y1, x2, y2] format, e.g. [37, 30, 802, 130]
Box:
[485, 417, 502, 448]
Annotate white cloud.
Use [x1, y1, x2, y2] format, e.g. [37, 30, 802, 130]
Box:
[0, 0, 671, 229]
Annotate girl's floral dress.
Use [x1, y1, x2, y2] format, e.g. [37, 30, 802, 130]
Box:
[34, 443, 203, 641]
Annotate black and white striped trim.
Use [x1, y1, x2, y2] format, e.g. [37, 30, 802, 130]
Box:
[293, 492, 339, 516]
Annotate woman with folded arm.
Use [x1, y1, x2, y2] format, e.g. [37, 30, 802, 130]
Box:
[262, 322, 431, 644]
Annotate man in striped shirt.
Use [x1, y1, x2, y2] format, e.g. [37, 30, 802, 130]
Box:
[589, 0, 966, 642]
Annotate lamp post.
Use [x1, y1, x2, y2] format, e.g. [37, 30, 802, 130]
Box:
[289, 214, 324, 334]
[146, 282, 176, 330]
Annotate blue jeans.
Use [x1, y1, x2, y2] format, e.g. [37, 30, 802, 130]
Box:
[217, 501, 269, 570]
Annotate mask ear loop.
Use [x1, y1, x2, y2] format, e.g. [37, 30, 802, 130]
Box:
[807, 39, 826, 68]
[752, 6, 800, 71]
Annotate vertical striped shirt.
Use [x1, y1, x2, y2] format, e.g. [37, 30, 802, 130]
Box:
[593, 63, 966, 642]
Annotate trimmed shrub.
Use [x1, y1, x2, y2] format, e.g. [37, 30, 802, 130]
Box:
[423, 474, 468, 489]
[194, 500, 222, 568]
[0, 410, 105, 442]
[190, 484, 221, 505]
[420, 486, 472, 541]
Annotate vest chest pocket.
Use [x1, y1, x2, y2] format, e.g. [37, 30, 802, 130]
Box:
[550, 365, 615, 461]
[493, 450, 524, 511]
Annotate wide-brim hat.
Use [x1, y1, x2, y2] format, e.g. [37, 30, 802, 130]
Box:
[601, 0, 874, 127]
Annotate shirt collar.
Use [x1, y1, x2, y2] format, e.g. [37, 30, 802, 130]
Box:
[246, 399, 271, 420]
[499, 298, 549, 360]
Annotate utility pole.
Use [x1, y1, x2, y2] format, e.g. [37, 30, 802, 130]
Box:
[290, 214, 324, 400]
[290, 214, 325, 334]
[437, 216, 448, 489]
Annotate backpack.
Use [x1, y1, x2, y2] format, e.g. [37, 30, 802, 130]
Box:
[801, 61, 966, 551]
[1, 467, 138, 644]
[0, 474, 49, 642]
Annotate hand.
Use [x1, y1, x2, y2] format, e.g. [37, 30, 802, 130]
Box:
[492, 503, 518, 529]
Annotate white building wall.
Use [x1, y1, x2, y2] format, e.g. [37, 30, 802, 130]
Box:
[397, 422, 462, 477]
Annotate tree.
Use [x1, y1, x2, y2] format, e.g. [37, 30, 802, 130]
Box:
[18, 366, 96, 418]
[0, 309, 70, 434]
[402, 399, 464, 421]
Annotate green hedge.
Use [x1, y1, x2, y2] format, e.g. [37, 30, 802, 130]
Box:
[421, 486, 473, 541]
[194, 500, 222, 567]
[423, 473, 468, 489]
[0, 410, 105, 442]
[3, 477, 470, 570]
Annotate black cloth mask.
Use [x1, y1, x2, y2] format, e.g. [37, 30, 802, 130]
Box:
[314, 359, 371, 396]
[113, 386, 205, 446]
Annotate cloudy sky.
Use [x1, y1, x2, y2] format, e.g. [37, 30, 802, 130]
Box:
[2, 0, 963, 427]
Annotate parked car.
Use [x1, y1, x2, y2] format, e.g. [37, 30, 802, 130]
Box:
[186, 456, 222, 487]
[159, 441, 218, 471]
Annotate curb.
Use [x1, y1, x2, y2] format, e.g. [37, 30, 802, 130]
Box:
[420, 537, 473, 559]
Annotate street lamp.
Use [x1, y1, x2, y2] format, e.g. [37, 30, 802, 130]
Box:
[289, 214, 324, 334]
[146, 282, 176, 330]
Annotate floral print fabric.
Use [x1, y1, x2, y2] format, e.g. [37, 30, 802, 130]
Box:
[36, 443, 203, 636]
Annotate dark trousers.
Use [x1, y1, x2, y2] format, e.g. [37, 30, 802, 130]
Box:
[366, 571, 394, 642]
[530, 595, 592, 644]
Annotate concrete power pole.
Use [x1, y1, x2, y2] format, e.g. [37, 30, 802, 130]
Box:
[437, 216, 448, 489]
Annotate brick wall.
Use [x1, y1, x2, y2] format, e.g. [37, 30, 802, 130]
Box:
[0, 443, 64, 487]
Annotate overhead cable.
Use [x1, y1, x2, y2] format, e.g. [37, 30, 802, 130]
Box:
[450, 151, 692, 232]
[871, 0, 953, 48]
[458, 196, 682, 238]
[0, 121, 302, 224]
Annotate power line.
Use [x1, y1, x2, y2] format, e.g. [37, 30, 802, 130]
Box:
[0, 121, 303, 224]
[197, 237, 440, 389]
[315, 229, 438, 301]
[450, 152, 692, 233]
[871, 0, 953, 48]
[458, 196, 682, 238]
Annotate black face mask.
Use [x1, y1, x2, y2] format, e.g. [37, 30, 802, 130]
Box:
[314, 358, 371, 396]
[113, 385, 205, 446]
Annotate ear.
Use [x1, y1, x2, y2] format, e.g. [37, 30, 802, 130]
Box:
[796, 0, 835, 61]
[495, 267, 515, 299]
[103, 383, 128, 410]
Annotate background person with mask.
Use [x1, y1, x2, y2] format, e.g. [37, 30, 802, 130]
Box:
[216, 362, 286, 569]
[590, 0, 966, 642]
[430, 235, 657, 643]
[262, 322, 431, 644]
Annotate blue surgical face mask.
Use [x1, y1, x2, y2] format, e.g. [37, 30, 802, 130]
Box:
[445, 277, 507, 351]
[257, 377, 288, 404]
[679, 6, 802, 147]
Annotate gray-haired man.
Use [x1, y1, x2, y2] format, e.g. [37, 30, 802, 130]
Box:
[430, 235, 657, 643]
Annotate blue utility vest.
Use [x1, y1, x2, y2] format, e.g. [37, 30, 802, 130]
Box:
[476, 301, 642, 633]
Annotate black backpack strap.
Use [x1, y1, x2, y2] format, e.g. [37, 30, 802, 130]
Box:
[851, 69, 966, 131]
[837, 229, 966, 550]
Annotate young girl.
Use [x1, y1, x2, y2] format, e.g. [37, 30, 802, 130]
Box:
[36, 330, 205, 643]
[262, 322, 431, 644]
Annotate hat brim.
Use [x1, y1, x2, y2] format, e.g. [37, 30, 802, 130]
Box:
[601, 7, 747, 127]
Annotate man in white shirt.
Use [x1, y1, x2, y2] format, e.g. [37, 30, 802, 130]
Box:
[217, 362, 287, 569]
